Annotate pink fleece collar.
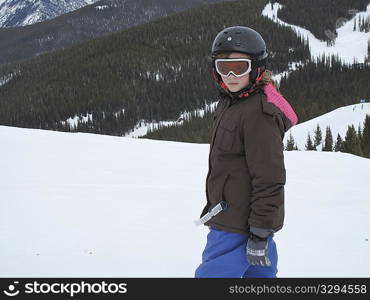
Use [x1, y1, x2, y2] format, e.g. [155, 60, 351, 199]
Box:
[263, 83, 298, 126]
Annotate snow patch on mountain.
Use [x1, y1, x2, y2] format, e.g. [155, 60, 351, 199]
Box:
[0, 0, 99, 28]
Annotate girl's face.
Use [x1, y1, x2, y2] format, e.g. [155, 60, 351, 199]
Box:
[220, 52, 250, 92]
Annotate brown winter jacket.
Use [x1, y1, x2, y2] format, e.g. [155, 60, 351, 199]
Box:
[199, 86, 295, 235]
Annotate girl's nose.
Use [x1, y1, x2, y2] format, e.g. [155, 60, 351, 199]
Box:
[227, 72, 237, 77]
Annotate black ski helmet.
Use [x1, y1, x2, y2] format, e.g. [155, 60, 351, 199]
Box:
[211, 26, 268, 96]
[211, 26, 268, 61]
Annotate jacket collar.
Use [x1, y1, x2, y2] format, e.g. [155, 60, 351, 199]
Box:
[212, 68, 266, 104]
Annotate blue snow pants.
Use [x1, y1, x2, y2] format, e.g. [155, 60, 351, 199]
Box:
[194, 226, 278, 278]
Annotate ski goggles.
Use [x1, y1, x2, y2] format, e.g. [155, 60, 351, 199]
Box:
[214, 58, 252, 77]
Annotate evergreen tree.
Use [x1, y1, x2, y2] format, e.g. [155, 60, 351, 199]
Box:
[357, 123, 362, 144]
[313, 123, 322, 149]
[322, 125, 333, 151]
[305, 132, 315, 150]
[334, 133, 344, 152]
[343, 124, 363, 156]
[361, 114, 370, 158]
[285, 131, 296, 151]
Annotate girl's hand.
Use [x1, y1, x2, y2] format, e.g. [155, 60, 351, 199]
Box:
[246, 227, 274, 267]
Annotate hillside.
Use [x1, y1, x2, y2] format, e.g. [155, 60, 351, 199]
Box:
[0, 0, 309, 135]
[284, 102, 370, 150]
[0, 0, 233, 65]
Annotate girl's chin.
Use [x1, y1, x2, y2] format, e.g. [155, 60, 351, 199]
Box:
[228, 86, 241, 92]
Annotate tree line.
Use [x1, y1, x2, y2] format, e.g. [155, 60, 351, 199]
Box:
[285, 114, 370, 158]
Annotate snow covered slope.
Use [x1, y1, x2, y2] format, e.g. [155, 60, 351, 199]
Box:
[0, 125, 369, 277]
[0, 0, 98, 28]
[262, 2, 370, 65]
[285, 102, 370, 150]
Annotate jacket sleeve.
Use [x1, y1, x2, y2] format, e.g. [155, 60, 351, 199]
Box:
[242, 109, 286, 232]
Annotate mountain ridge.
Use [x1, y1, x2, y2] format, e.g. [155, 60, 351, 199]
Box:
[0, 0, 98, 28]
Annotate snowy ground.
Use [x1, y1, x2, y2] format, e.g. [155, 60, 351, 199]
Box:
[0, 125, 369, 277]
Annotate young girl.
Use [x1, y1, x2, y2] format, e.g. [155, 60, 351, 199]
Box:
[194, 26, 298, 278]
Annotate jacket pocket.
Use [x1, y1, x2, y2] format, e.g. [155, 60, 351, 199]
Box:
[201, 173, 230, 218]
[217, 121, 236, 151]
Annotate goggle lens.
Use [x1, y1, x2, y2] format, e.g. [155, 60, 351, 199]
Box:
[215, 59, 252, 77]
